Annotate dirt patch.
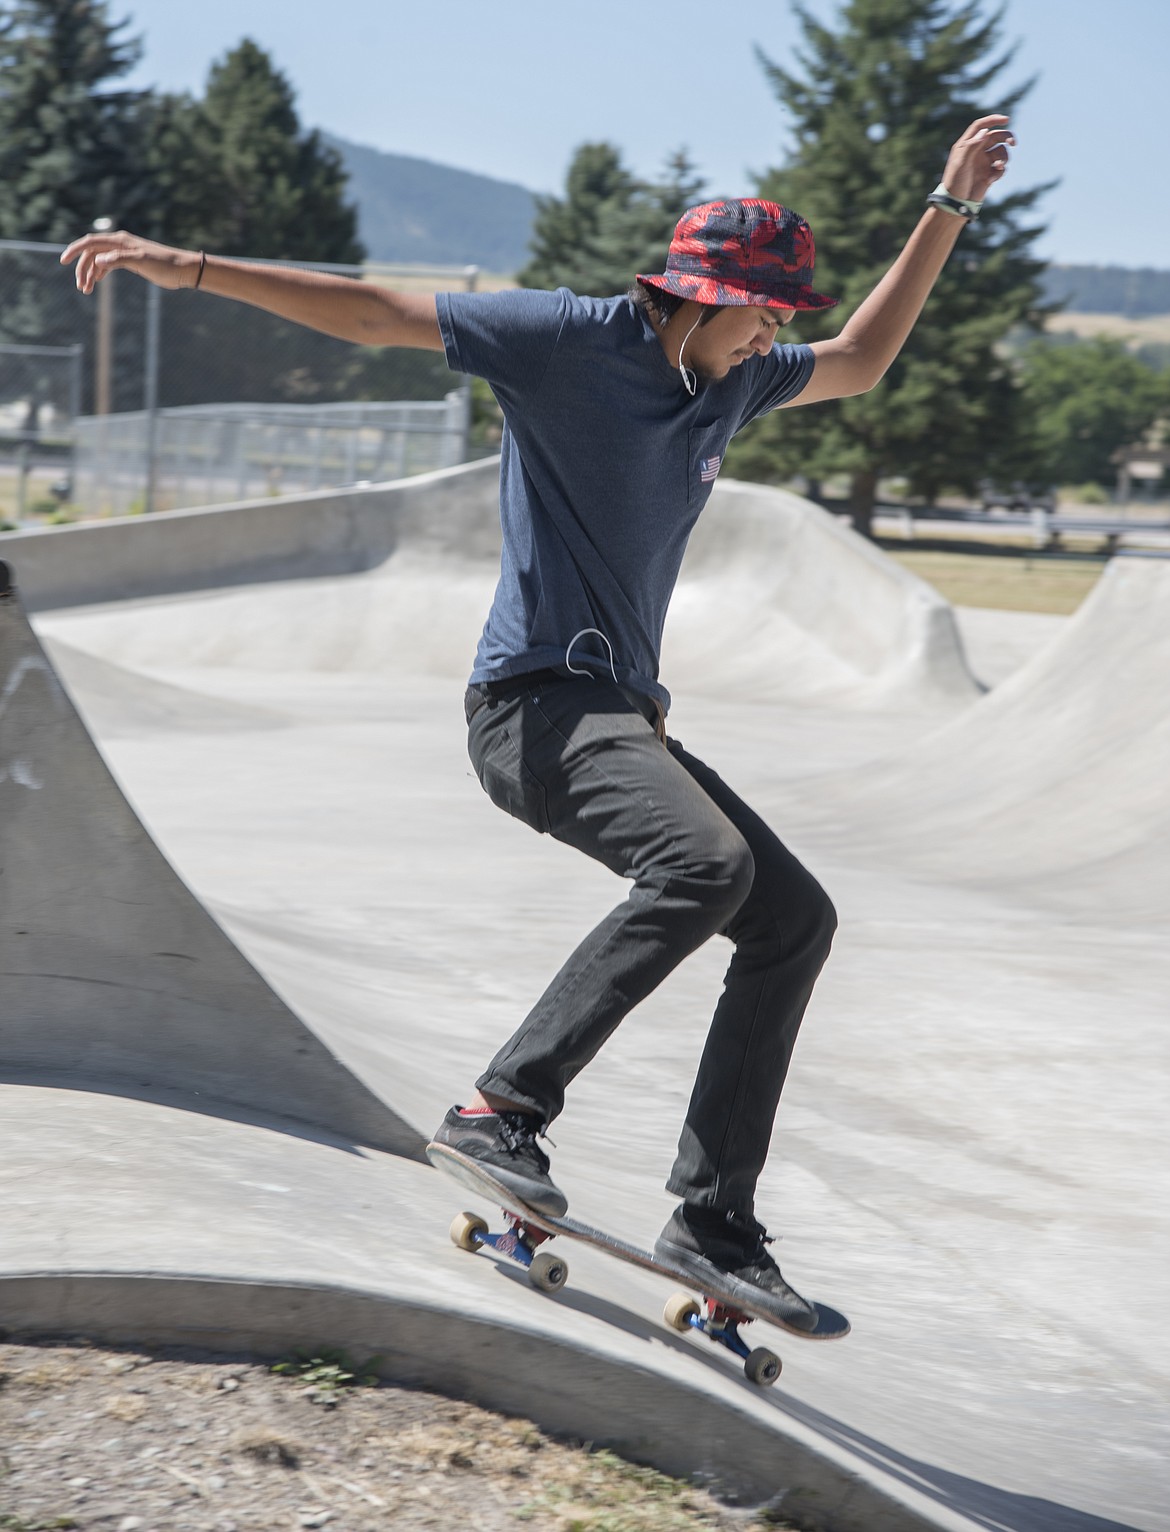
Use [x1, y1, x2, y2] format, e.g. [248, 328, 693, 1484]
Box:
[0, 1340, 792, 1532]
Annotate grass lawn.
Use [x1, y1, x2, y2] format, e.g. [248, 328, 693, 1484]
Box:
[880, 541, 1108, 615]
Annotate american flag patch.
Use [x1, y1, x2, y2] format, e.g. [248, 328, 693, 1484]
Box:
[700, 454, 722, 482]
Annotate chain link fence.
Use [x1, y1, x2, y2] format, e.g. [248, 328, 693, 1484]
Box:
[0, 239, 477, 526]
[73, 398, 469, 518]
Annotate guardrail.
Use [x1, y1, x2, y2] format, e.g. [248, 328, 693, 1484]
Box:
[872, 504, 1170, 552]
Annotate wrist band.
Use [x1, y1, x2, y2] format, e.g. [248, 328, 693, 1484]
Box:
[926, 182, 982, 220]
[193, 250, 206, 289]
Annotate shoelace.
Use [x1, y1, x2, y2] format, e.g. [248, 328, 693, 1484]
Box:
[723, 1210, 775, 1259]
[497, 1111, 556, 1158]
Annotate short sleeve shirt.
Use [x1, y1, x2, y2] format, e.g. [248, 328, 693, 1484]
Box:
[437, 287, 813, 710]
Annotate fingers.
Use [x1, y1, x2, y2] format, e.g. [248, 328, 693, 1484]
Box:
[60, 232, 125, 294]
[964, 116, 1016, 155]
[965, 112, 1010, 134]
[944, 114, 1016, 198]
[958, 114, 1014, 148]
[60, 231, 194, 294]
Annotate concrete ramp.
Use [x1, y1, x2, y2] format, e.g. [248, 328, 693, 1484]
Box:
[798, 554, 1170, 916]
[670, 479, 979, 707]
[0, 560, 422, 1157]
[1, 473, 1167, 1530]
[7, 461, 978, 711]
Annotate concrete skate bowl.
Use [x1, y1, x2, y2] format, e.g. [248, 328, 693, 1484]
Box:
[783, 553, 1170, 923]
[1, 456, 978, 1141]
[5, 458, 978, 707]
[6, 467, 1170, 1532]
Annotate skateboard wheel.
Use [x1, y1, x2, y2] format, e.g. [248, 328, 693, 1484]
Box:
[528, 1251, 569, 1293]
[450, 1211, 488, 1252]
[663, 1292, 701, 1332]
[744, 1346, 781, 1387]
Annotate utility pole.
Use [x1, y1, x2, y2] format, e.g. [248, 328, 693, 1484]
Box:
[92, 217, 114, 416]
[143, 284, 161, 513]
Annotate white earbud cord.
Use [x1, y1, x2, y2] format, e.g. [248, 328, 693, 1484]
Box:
[676, 311, 704, 396]
[565, 627, 619, 685]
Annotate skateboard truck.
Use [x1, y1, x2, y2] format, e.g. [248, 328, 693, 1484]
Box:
[663, 1295, 782, 1386]
[450, 1209, 570, 1294]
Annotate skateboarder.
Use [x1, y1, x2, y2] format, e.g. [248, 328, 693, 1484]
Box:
[63, 113, 1013, 1330]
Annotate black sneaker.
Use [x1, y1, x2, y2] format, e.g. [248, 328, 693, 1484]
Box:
[654, 1203, 818, 1333]
[428, 1106, 568, 1219]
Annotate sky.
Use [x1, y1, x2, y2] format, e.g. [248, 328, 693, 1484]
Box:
[116, 0, 1168, 270]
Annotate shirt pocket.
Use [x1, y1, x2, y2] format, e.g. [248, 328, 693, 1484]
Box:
[688, 422, 728, 506]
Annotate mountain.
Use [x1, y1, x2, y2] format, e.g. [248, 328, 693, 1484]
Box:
[320, 138, 1170, 310]
[323, 135, 536, 274]
[1041, 265, 1170, 316]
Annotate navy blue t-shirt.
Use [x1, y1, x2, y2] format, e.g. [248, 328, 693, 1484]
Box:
[437, 287, 814, 711]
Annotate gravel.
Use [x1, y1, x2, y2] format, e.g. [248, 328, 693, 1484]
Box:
[0, 1339, 790, 1532]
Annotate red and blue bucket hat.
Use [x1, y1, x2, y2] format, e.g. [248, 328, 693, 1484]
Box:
[638, 199, 837, 312]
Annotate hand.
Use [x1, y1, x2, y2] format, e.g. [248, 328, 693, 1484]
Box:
[60, 230, 202, 295]
[940, 113, 1015, 202]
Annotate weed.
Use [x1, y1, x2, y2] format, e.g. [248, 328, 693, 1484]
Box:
[0, 1517, 79, 1530]
[270, 1346, 382, 1402]
[233, 1426, 302, 1468]
[512, 1447, 795, 1531]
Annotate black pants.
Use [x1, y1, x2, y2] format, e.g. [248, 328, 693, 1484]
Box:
[466, 672, 837, 1217]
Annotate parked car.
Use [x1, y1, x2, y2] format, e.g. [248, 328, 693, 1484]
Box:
[978, 479, 1057, 515]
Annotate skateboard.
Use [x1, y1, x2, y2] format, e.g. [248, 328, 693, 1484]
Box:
[426, 1142, 849, 1387]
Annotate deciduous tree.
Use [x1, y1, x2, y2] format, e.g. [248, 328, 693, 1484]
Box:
[1016, 337, 1169, 489]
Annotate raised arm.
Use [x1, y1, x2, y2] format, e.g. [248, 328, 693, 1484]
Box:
[60, 232, 444, 351]
[784, 113, 1015, 407]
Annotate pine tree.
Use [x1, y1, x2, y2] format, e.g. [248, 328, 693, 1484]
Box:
[183, 39, 363, 263]
[136, 89, 222, 247]
[726, 0, 1053, 535]
[519, 144, 703, 296]
[148, 40, 366, 408]
[0, 0, 155, 413]
[0, 0, 147, 241]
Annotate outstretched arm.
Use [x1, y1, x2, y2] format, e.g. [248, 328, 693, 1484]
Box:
[60, 232, 444, 351]
[784, 113, 1015, 408]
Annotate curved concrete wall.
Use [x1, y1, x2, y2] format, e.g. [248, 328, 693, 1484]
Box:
[0, 459, 977, 706]
[0, 563, 422, 1156]
[680, 479, 977, 705]
[0, 1271, 980, 1532]
[0, 459, 504, 613]
[803, 553, 1170, 914]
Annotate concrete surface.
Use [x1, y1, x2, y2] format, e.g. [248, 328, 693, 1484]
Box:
[0, 565, 419, 1156]
[2, 463, 1167, 1531]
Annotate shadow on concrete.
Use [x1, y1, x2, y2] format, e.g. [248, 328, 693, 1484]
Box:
[0, 563, 421, 1158]
[452, 1245, 1139, 1531]
[0, 1074, 427, 1164]
[777, 1391, 1143, 1532]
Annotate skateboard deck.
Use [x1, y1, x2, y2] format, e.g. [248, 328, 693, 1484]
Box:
[427, 1141, 849, 1386]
